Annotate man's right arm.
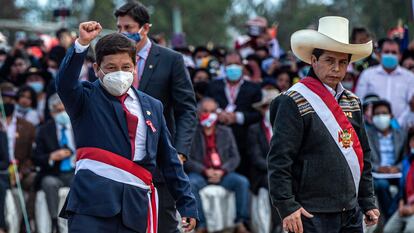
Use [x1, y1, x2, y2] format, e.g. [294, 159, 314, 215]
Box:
[55, 42, 88, 119]
[56, 21, 101, 119]
[267, 94, 304, 219]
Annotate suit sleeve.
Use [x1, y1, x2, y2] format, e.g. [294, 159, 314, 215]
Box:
[357, 102, 377, 212]
[32, 127, 52, 169]
[247, 126, 267, 171]
[156, 101, 198, 219]
[56, 46, 89, 120]
[0, 132, 9, 170]
[240, 85, 262, 125]
[221, 127, 240, 172]
[170, 54, 197, 157]
[267, 95, 304, 219]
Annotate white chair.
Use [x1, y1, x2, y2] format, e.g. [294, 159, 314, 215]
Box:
[35, 187, 69, 233]
[199, 185, 236, 232]
[251, 188, 272, 233]
[5, 189, 22, 233]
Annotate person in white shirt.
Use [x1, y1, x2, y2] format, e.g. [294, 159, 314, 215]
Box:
[356, 38, 414, 124]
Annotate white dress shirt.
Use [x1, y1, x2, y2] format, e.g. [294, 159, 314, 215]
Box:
[324, 83, 346, 101]
[74, 40, 147, 161]
[356, 65, 414, 119]
[4, 114, 17, 161]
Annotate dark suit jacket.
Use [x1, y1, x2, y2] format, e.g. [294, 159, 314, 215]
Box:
[0, 131, 9, 170]
[366, 127, 407, 171]
[206, 79, 262, 176]
[56, 46, 197, 231]
[14, 118, 35, 177]
[184, 125, 240, 174]
[138, 42, 197, 158]
[247, 122, 269, 193]
[33, 119, 72, 178]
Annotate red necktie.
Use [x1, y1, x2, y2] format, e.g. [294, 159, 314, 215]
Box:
[117, 94, 138, 159]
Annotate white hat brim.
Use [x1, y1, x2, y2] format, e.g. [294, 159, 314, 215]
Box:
[291, 29, 373, 64]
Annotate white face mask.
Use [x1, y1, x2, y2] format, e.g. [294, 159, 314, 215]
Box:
[372, 114, 391, 131]
[99, 69, 133, 96]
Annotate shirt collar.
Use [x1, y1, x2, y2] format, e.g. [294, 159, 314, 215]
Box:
[323, 82, 345, 100]
[377, 65, 402, 75]
[126, 88, 138, 100]
[56, 122, 72, 130]
[137, 39, 152, 60]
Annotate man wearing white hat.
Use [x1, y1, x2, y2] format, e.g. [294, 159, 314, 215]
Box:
[267, 16, 379, 233]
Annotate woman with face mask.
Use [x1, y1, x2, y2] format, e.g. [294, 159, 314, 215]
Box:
[22, 67, 51, 123]
[15, 86, 41, 126]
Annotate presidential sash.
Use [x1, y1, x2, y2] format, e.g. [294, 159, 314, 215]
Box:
[75, 147, 158, 233]
[289, 77, 364, 194]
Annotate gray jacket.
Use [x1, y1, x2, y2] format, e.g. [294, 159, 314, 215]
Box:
[184, 125, 240, 174]
[366, 127, 407, 171]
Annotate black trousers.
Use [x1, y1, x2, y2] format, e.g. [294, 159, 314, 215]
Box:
[296, 207, 363, 233]
[156, 182, 180, 233]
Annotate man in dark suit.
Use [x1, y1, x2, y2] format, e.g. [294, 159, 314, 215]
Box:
[114, 3, 197, 232]
[206, 51, 262, 177]
[33, 93, 76, 233]
[247, 89, 279, 194]
[366, 99, 407, 220]
[247, 89, 280, 232]
[56, 21, 197, 233]
[184, 98, 250, 233]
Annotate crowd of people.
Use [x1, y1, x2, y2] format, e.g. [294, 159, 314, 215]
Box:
[0, 3, 413, 233]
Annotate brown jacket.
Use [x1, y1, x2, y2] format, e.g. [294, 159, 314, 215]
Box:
[14, 117, 35, 176]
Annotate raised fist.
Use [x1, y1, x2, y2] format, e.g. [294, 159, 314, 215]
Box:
[78, 21, 102, 46]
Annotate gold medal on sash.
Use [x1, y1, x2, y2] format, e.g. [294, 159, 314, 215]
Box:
[338, 129, 353, 149]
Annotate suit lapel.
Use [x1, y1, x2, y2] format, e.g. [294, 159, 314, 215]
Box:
[138, 43, 160, 92]
[234, 82, 246, 107]
[134, 89, 155, 153]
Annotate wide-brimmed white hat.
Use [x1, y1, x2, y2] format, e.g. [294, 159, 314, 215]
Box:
[253, 89, 280, 109]
[291, 16, 373, 64]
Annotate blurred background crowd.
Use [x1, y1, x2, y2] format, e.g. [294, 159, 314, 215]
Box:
[0, 0, 414, 233]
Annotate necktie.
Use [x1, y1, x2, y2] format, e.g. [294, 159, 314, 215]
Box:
[117, 94, 139, 159]
[59, 126, 72, 171]
[133, 54, 144, 88]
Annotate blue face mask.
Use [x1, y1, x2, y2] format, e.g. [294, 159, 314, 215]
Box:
[54, 111, 70, 125]
[27, 81, 44, 93]
[225, 64, 243, 82]
[122, 27, 144, 43]
[16, 104, 31, 114]
[381, 54, 398, 69]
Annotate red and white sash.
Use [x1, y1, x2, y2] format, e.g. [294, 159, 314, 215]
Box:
[75, 147, 158, 233]
[289, 77, 364, 194]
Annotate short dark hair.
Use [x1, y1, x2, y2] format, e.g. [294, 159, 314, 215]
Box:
[17, 85, 38, 109]
[56, 28, 70, 40]
[114, 1, 150, 27]
[312, 48, 352, 62]
[378, 38, 400, 52]
[372, 99, 392, 115]
[351, 27, 369, 43]
[95, 33, 136, 66]
[225, 50, 242, 63]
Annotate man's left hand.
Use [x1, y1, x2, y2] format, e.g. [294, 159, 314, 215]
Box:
[364, 209, 380, 226]
[181, 217, 196, 232]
